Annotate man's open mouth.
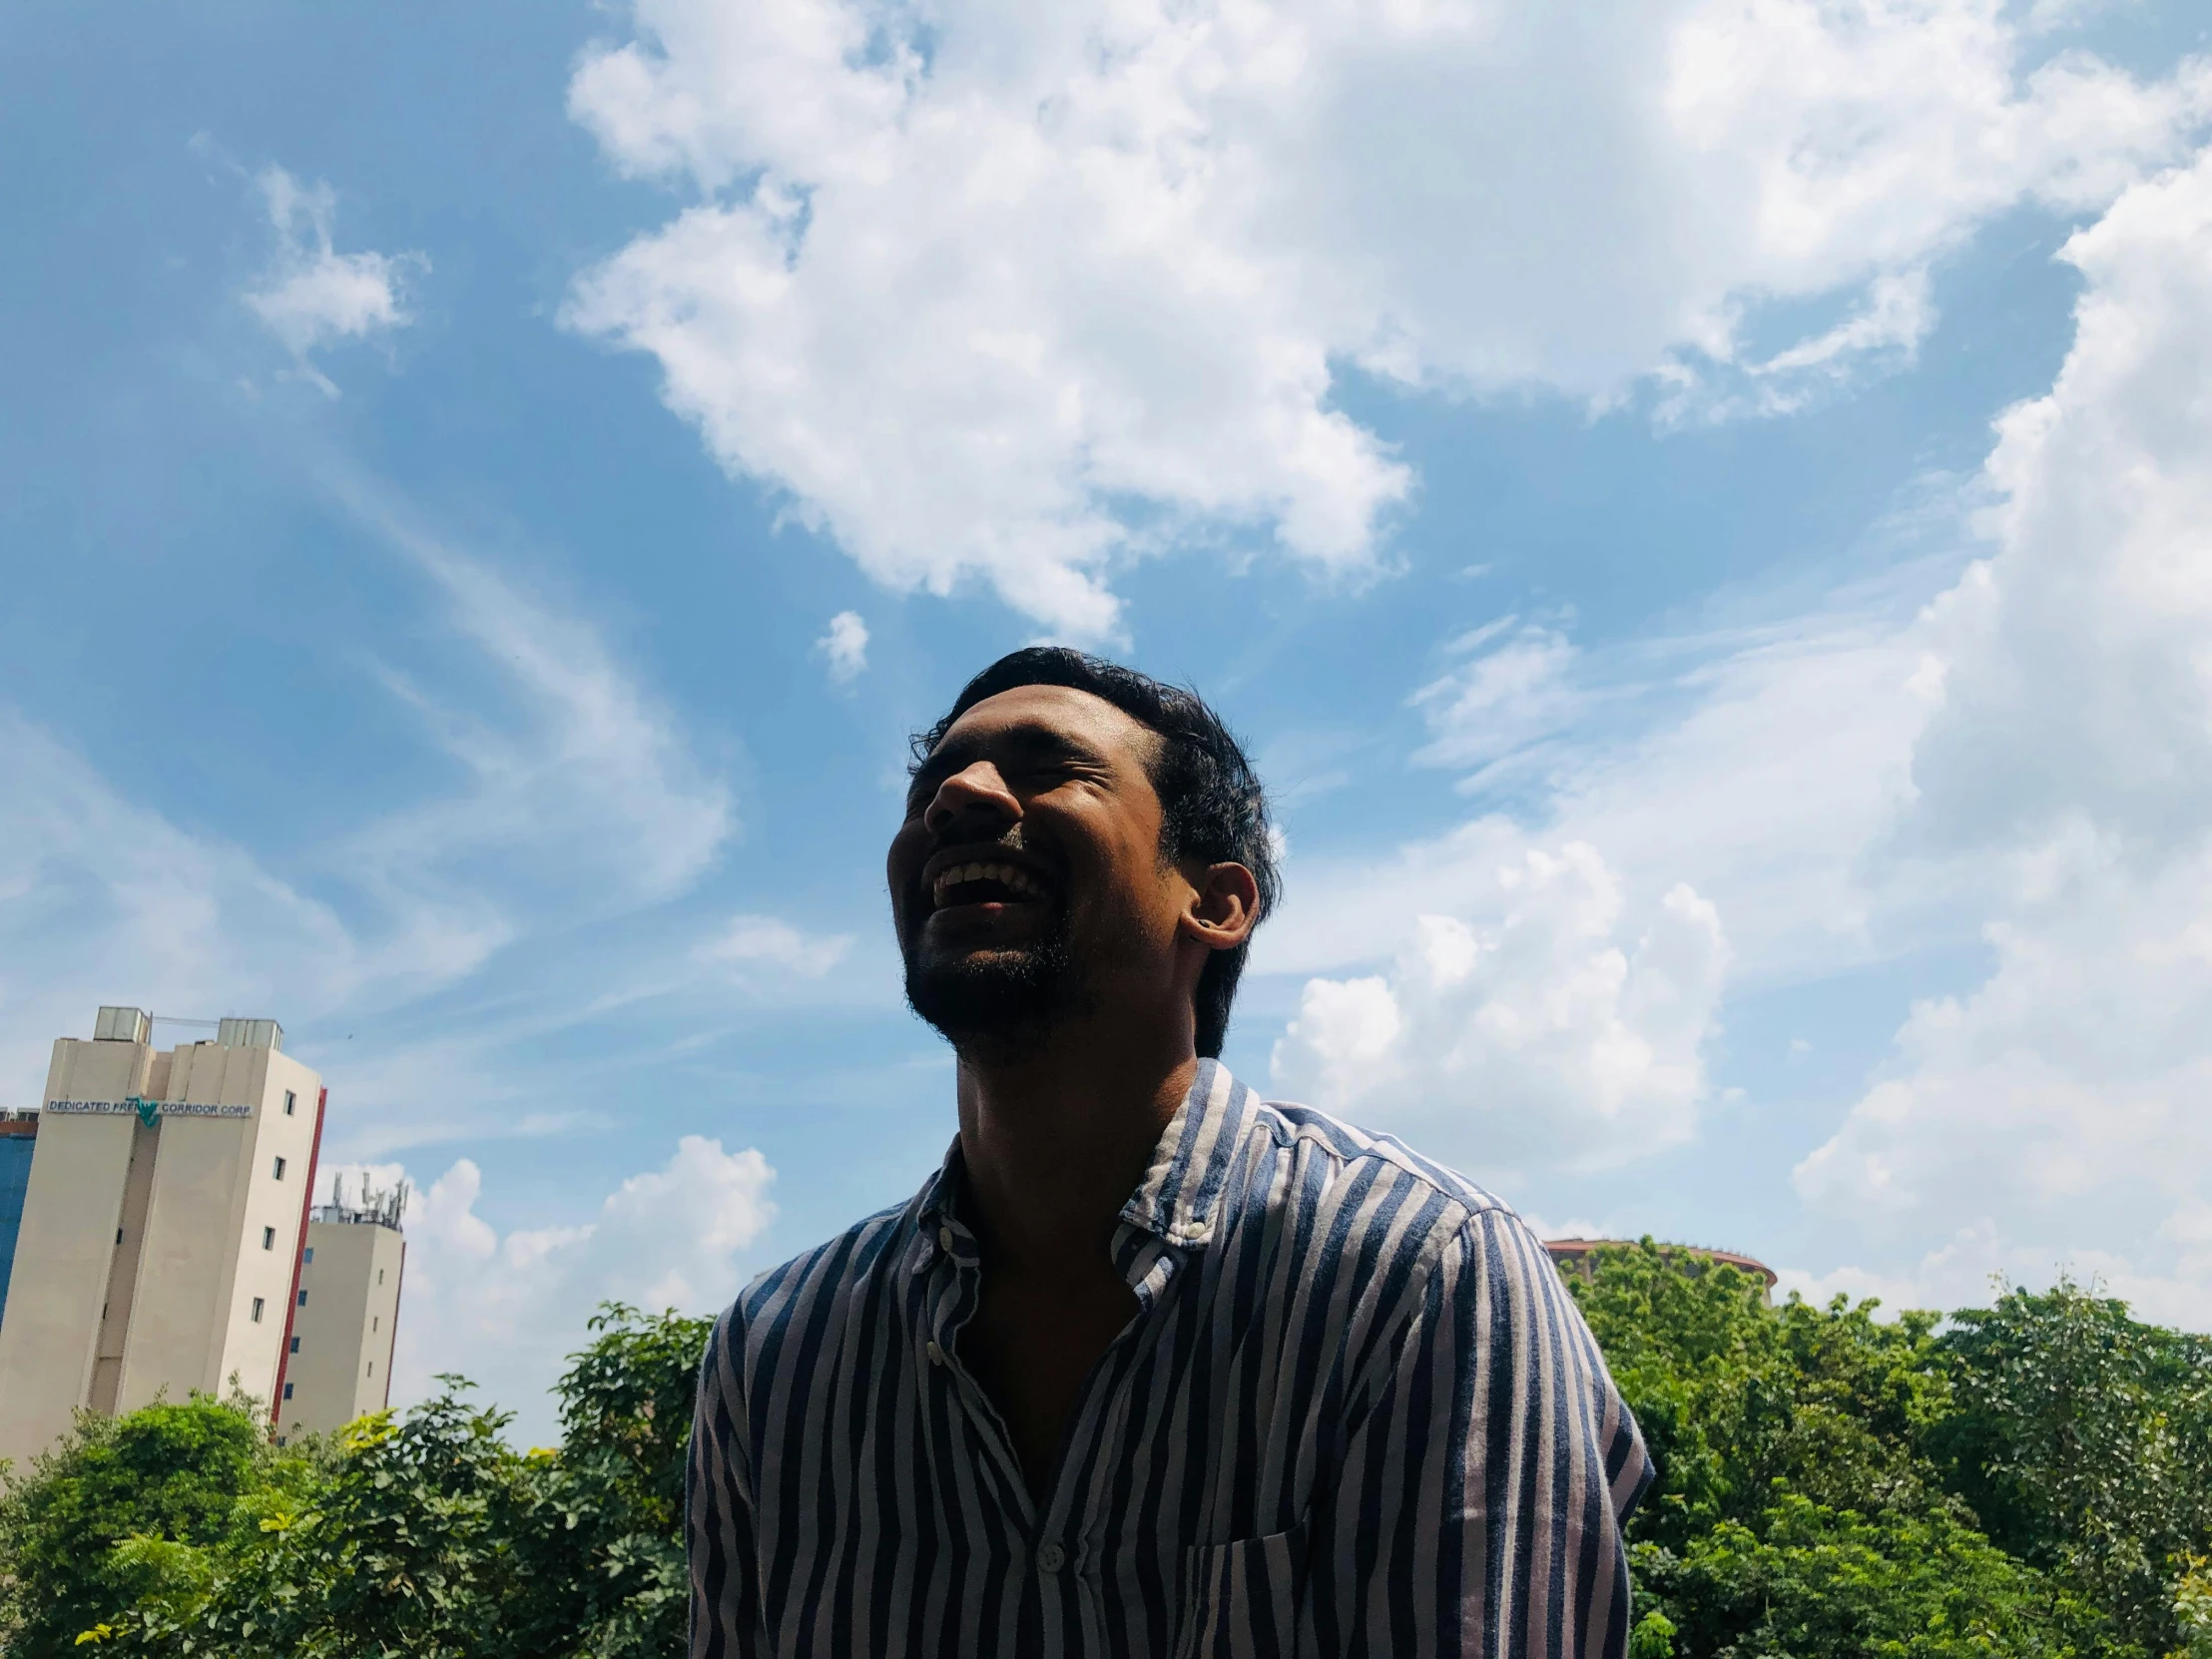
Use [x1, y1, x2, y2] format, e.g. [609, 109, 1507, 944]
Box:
[928, 859, 1051, 912]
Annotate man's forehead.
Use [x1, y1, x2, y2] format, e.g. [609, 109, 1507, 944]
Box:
[933, 683, 1156, 758]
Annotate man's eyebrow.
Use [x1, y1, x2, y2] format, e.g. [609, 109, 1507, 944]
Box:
[906, 721, 1112, 790]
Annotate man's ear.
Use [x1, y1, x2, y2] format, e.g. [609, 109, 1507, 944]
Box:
[1181, 862, 1260, 952]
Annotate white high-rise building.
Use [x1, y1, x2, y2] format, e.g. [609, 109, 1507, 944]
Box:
[0, 1007, 396, 1465]
[279, 1175, 406, 1442]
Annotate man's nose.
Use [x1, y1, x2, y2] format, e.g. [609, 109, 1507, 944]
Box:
[923, 761, 1020, 838]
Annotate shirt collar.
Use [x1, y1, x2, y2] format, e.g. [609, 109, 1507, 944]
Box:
[1116, 1059, 1256, 1250]
[914, 1059, 1258, 1255]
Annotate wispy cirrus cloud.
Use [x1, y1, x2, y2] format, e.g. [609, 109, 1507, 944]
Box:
[0, 466, 737, 1150]
[0, 710, 360, 1101]
[696, 913, 850, 979]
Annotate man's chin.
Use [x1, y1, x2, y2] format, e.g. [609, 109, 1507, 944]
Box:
[902, 943, 1077, 1050]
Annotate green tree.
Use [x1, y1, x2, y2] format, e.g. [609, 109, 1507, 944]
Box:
[0, 1393, 302, 1657]
[1565, 1239, 1949, 1548]
[133, 1383, 537, 1658]
[2, 1306, 713, 1659]
[12, 1274, 2208, 1659]
[1932, 1281, 2212, 1655]
[1569, 1245, 2136, 1658]
[1633, 1489, 2117, 1659]
[511, 1303, 712, 1658]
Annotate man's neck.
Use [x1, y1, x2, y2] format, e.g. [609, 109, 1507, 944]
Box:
[953, 1017, 1197, 1271]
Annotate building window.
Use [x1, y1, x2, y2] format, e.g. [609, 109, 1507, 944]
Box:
[283, 1382, 294, 1400]
[371, 1316, 378, 1332]
[296, 1290, 307, 1307]
[366, 1361, 374, 1378]
[289, 1337, 300, 1353]
[283, 1090, 296, 1116]
[273, 1156, 286, 1180]
[263, 1226, 276, 1251]
[377, 1269, 385, 1285]
[251, 1297, 266, 1323]
[303, 1247, 314, 1264]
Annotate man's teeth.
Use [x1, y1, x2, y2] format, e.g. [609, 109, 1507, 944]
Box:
[931, 861, 1046, 905]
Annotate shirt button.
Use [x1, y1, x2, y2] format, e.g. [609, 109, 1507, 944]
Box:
[1036, 1541, 1067, 1573]
[937, 1226, 954, 1252]
[925, 1340, 945, 1368]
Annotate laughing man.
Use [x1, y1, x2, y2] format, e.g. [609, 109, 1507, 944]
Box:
[689, 648, 1651, 1658]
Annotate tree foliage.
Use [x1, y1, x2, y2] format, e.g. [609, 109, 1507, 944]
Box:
[0, 1305, 710, 1659]
[3, 1263, 2207, 1658]
[1932, 1284, 2212, 1653]
[1570, 1242, 2212, 1658]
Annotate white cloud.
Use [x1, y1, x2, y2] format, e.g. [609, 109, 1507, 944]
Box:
[1663, 267, 1938, 422]
[330, 1138, 776, 1440]
[696, 912, 850, 978]
[245, 168, 424, 396]
[1775, 1218, 2212, 1333]
[1791, 144, 2212, 1318]
[1271, 841, 1729, 1174]
[1265, 595, 1936, 990]
[1251, 136, 2212, 1329]
[565, 0, 2209, 632]
[815, 610, 868, 684]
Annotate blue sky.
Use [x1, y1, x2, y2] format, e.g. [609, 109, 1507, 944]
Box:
[6, 0, 2211, 1438]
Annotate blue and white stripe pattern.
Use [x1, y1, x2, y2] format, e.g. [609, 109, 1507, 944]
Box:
[690, 1061, 1652, 1657]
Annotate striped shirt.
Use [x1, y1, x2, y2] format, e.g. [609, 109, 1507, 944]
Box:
[689, 1061, 1652, 1658]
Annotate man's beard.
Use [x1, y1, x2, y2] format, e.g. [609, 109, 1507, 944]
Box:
[903, 919, 1085, 1056]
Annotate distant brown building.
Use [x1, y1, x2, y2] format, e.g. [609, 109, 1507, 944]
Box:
[1545, 1238, 1778, 1296]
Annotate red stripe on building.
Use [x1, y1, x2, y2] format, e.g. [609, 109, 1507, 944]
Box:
[382, 1237, 404, 1411]
[269, 1084, 326, 1431]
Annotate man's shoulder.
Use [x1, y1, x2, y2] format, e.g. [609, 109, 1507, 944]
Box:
[721, 1194, 921, 1342]
[1250, 1093, 1516, 1231]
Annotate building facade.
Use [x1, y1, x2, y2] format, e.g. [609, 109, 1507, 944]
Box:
[0, 1112, 36, 1336]
[279, 1177, 406, 1440]
[0, 1008, 327, 1467]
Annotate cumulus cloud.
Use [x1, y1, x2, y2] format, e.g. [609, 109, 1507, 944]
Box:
[815, 610, 868, 684]
[1254, 137, 2212, 1324]
[245, 168, 424, 395]
[1271, 841, 1728, 1173]
[1266, 596, 1936, 993]
[1791, 147, 2212, 1317]
[564, 0, 2209, 633]
[329, 1138, 776, 1440]
[696, 912, 850, 978]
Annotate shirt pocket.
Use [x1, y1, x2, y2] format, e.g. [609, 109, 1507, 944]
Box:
[1173, 1516, 1310, 1659]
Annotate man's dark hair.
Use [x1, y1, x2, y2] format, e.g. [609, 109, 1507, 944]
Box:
[911, 648, 1279, 1059]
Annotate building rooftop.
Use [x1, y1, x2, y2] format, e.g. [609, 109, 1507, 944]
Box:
[308, 1172, 407, 1234]
[1544, 1236, 1778, 1291]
